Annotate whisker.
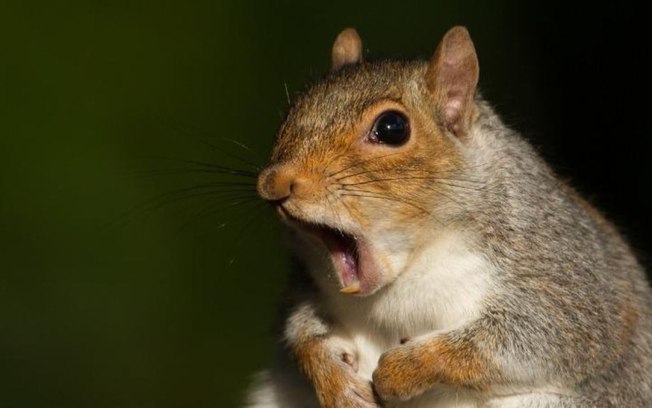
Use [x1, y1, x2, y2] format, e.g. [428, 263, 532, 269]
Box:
[216, 137, 265, 171]
[340, 176, 486, 192]
[129, 167, 259, 179]
[220, 137, 263, 156]
[341, 166, 483, 182]
[132, 164, 258, 179]
[149, 190, 259, 213]
[158, 181, 258, 195]
[325, 185, 345, 235]
[339, 179, 472, 214]
[284, 82, 291, 105]
[180, 195, 263, 230]
[339, 191, 431, 216]
[109, 186, 259, 230]
[179, 195, 262, 230]
[238, 203, 272, 236]
[338, 192, 358, 224]
[395, 170, 486, 185]
[161, 118, 264, 171]
[134, 181, 258, 211]
[333, 159, 496, 185]
[225, 205, 276, 265]
[328, 151, 404, 179]
[140, 155, 259, 178]
[321, 151, 347, 174]
[423, 184, 468, 208]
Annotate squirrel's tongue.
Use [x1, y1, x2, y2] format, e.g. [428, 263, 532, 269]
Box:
[332, 243, 359, 292]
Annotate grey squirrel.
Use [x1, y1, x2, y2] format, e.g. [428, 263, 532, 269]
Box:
[245, 26, 652, 407]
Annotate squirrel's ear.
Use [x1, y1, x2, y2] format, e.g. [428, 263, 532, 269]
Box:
[331, 28, 363, 70]
[426, 26, 479, 137]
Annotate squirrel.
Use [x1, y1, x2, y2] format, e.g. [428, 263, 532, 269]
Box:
[244, 26, 652, 408]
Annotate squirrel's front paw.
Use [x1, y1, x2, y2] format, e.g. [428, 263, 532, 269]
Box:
[305, 342, 380, 408]
[372, 343, 431, 402]
[326, 351, 379, 408]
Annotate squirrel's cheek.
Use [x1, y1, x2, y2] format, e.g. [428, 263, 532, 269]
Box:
[353, 241, 405, 294]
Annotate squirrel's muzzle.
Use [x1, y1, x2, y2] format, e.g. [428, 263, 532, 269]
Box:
[257, 165, 322, 206]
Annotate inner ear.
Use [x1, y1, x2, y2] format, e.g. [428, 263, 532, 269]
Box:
[426, 26, 479, 138]
[331, 28, 363, 70]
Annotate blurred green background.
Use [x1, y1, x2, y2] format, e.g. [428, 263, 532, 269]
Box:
[1, 1, 650, 407]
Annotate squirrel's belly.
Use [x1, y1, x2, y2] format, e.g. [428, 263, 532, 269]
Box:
[348, 332, 384, 381]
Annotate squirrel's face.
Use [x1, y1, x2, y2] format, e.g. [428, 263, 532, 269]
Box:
[258, 27, 479, 296]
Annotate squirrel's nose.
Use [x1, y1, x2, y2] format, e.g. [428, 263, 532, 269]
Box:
[258, 166, 296, 203]
[258, 165, 315, 204]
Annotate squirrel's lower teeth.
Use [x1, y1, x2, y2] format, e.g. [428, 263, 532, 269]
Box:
[340, 281, 361, 294]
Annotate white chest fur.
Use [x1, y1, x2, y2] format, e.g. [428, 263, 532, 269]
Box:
[326, 230, 493, 407]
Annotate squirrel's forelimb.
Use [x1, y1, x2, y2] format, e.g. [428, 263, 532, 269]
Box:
[373, 330, 500, 401]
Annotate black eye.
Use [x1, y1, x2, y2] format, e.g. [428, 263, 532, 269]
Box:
[370, 110, 410, 146]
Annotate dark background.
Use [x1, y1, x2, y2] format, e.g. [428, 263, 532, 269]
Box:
[1, 1, 650, 407]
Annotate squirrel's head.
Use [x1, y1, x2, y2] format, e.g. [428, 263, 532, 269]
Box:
[258, 27, 480, 296]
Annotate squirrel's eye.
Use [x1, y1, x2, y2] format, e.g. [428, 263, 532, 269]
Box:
[370, 110, 410, 146]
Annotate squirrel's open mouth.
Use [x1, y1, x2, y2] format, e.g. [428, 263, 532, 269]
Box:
[281, 211, 367, 294]
[311, 225, 362, 294]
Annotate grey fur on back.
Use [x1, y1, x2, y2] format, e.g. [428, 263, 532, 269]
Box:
[462, 101, 652, 406]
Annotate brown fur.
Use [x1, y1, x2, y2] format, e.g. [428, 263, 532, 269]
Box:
[373, 335, 501, 400]
[293, 338, 369, 407]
